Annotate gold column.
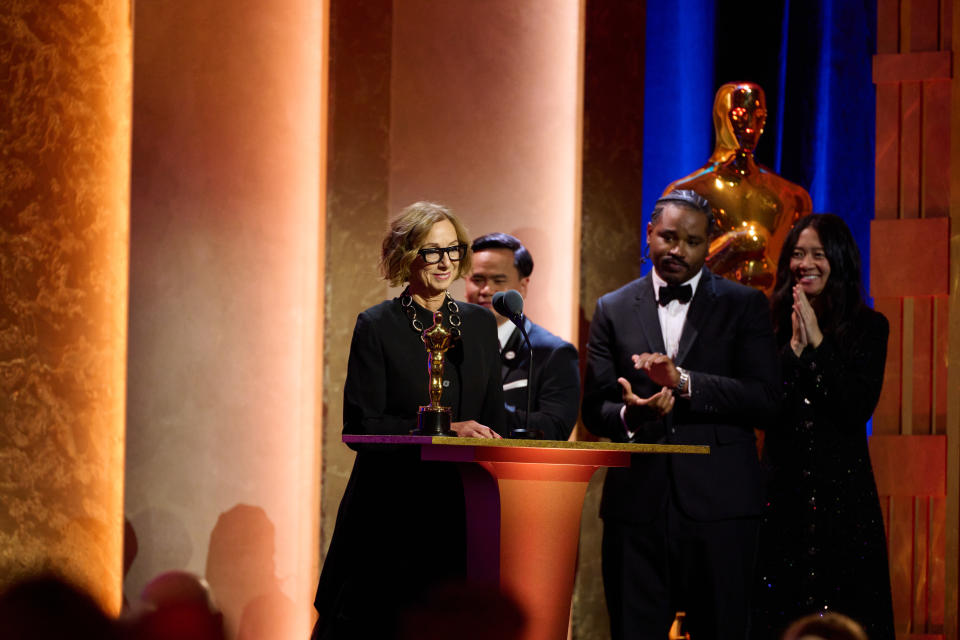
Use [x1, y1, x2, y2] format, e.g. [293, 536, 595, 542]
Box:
[0, 1, 131, 614]
[575, 3, 647, 637]
[322, 0, 392, 564]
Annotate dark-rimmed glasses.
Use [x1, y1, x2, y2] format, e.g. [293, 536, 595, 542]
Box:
[417, 244, 467, 264]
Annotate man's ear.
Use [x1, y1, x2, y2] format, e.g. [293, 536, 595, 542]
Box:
[518, 277, 530, 299]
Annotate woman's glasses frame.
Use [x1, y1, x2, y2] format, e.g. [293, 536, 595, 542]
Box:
[417, 243, 467, 264]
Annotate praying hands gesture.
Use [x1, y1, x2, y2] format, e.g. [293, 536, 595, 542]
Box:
[790, 284, 824, 357]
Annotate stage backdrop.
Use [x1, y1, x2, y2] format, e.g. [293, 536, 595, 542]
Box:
[641, 0, 877, 292]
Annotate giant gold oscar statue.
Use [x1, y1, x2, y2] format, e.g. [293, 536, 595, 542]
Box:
[663, 82, 812, 294]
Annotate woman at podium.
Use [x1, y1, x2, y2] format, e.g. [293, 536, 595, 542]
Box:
[311, 202, 505, 639]
[754, 214, 895, 639]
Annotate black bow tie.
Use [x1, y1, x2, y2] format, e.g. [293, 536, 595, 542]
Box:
[658, 284, 693, 306]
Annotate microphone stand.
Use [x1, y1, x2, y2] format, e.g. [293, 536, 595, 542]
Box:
[492, 290, 539, 439]
[508, 313, 536, 440]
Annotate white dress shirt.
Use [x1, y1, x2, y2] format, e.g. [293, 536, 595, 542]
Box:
[497, 320, 515, 351]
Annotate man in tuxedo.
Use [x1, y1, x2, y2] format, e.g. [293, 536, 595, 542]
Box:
[582, 190, 779, 639]
[465, 233, 579, 440]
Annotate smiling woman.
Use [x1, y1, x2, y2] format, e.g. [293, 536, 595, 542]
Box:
[312, 202, 506, 639]
[755, 213, 895, 639]
[788, 226, 832, 299]
[406, 220, 463, 307]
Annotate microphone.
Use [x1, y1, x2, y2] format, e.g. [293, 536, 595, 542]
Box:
[492, 290, 524, 324]
[491, 290, 537, 440]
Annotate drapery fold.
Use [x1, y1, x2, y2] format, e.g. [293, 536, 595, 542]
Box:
[642, 0, 877, 281]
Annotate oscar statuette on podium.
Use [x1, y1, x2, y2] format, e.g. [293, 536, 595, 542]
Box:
[413, 311, 456, 436]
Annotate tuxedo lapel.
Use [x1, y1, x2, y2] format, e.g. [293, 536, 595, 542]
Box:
[676, 267, 715, 365]
[500, 322, 527, 380]
[634, 275, 666, 354]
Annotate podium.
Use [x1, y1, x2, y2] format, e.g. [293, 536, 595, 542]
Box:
[343, 435, 708, 640]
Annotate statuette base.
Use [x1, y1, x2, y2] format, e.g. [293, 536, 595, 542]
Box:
[413, 406, 454, 436]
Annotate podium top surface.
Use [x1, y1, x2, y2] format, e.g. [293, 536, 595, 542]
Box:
[342, 434, 709, 455]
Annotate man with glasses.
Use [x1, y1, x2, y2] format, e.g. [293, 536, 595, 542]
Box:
[465, 233, 580, 440]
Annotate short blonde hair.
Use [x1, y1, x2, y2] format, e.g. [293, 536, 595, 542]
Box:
[380, 202, 472, 287]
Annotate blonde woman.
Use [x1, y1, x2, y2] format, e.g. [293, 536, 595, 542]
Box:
[312, 202, 504, 639]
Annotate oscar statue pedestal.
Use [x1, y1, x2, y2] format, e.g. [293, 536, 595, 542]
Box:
[343, 435, 709, 640]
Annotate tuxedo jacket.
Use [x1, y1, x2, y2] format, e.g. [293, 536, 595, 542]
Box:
[500, 318, 580, 440]
[582, 268, 779, 523]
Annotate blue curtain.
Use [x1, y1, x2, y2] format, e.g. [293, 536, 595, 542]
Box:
[641, 0, 716, 251]
[642, 0, 877, 286]
[777, 0, 877, 294]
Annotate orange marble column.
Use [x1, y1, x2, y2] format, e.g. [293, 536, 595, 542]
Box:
[125, 1, 324, 638]
[389, 0, 585, 343]
[0, 1, 132, 614]
[321, 0, 587, 570]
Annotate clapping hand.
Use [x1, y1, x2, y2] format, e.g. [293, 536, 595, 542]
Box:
[791, 284, 823, 356]
[632, 353, 681, 388]
[617, 377, 674, 418]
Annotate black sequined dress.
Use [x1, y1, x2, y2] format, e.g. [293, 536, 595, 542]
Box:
[753, 306, 895, 640]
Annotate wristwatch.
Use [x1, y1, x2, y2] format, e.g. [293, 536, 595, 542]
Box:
[674, 367, 690, 397]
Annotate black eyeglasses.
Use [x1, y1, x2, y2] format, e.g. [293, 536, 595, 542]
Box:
[417, 244, 467, 264]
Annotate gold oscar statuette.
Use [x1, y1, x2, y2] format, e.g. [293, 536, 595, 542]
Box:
[413, 311, 455, 436]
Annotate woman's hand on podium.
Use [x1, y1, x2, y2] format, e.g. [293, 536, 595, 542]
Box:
[451, 421, 502, 438]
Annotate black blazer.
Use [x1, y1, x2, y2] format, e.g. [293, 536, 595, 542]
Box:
[582, 268, 779, 522]
[314, 297, 504, 634]
[342, 297, 505, 438]
[500, 318, 580, 440]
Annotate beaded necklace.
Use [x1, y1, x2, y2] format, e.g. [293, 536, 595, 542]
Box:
[399, 288, 463, 342]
